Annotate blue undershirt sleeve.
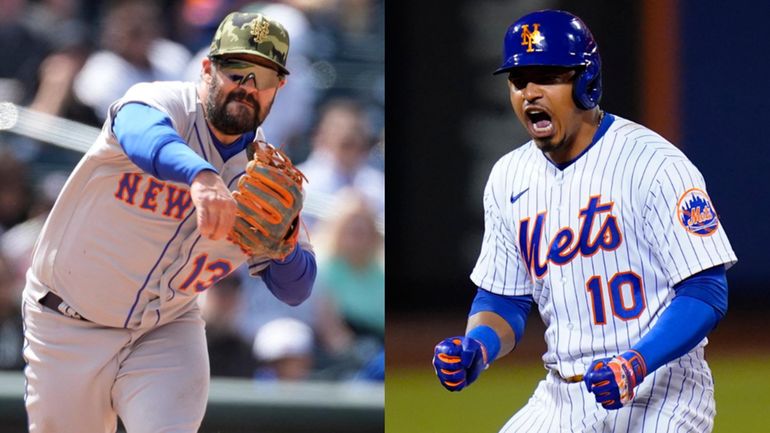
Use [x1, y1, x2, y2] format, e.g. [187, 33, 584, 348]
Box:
[468, 287, 532, 362]
[113, 103, 217, 185]
[673, 265, 728, 318]
[261, 245, 317, 306]
[631, 265, 728, 373]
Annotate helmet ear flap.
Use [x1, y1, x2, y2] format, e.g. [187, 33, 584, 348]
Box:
[572, 59, 602, 110]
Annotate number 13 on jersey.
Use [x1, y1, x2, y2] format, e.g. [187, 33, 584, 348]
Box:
[178, 253, 233, 292]
[585, 271, 646, 325]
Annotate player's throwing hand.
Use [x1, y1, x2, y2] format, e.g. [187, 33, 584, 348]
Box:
[191, 170, 238, 240]
[584, 350, 647, 410]
[433, 336, 488, 391]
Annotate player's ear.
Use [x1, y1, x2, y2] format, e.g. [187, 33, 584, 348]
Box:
[201, 57, 215, 84]
[277, 76, 287, 89]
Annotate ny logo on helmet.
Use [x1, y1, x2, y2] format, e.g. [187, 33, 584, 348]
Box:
[520, 23, 544, 53]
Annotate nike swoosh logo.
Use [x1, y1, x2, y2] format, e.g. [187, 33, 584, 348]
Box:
[510, 188, 530, 204]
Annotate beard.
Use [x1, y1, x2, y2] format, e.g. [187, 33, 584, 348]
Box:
[205, 79, 273, 135]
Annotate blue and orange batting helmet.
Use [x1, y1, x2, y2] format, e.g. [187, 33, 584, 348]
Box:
[494, 10, 602, 110]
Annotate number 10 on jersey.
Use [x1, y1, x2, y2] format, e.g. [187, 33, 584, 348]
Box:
[586, 271, 646, 324]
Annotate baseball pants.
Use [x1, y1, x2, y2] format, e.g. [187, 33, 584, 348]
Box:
[500, 356, 716, 433]
[22, 297, 209, 433]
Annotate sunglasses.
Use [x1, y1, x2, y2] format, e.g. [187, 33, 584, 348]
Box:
[214, 58, 283, 90]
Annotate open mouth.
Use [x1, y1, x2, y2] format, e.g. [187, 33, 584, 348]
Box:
[525, 108, 554, 137]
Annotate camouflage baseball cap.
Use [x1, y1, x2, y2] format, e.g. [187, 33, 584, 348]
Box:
[209, 12, 290, 75]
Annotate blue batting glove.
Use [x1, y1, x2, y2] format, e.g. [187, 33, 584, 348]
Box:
[432, 336, 488, 392]
[584, 350, 647, 410]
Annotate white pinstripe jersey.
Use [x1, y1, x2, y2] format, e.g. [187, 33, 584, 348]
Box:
[470, 114, 737, 377]
[25, 81, 303, 329]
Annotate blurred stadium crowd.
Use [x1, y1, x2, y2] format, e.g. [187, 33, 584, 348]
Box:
[0, 0, 384, 382]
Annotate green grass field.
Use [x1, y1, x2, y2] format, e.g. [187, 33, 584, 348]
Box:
[386, 355, 770, 433]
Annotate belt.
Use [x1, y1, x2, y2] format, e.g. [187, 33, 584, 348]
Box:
[551, 369, 584, 383]
[562, 374, 584, 383]
[39, 292, 87, 321]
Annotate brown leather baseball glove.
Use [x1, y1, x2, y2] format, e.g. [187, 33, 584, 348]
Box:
[229, 141, 306, 260]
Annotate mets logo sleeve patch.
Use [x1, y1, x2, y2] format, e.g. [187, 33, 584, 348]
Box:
[642, 158, 736, 286]
[677, 188, 718, 236]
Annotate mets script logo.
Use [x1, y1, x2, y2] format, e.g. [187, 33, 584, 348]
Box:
[677, 188, 719, 236]
[519, 195, 622, 279]
[520, 23, 544, 53]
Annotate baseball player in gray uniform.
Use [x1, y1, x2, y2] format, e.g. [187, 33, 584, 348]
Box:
[433, 10, 736, 432]
[22, 12, 317, 433]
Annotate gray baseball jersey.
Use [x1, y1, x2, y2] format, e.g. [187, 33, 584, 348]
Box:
[25, 81, 279, 328]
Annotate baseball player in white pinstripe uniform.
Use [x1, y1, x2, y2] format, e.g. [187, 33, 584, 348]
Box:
[433, 10, 736, 433]
[22, 12, 317, 433]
